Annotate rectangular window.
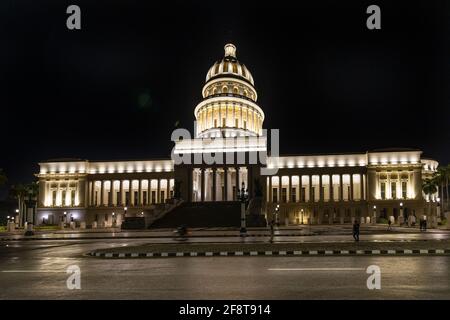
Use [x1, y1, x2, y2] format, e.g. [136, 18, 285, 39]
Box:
[281, 188, 287, 203]
[291, 187, 297, 202]
[52, 191, 57, 206]
[125, 192, 129, 206]
[143, 191, 148, 206]
[402, 182, 407, 199]
[235, 119, 239, 127]
[243, 121, 247, 130]
[134, 191, 138, 206]
[311, 187, 315, 202]
[222, 118, 226, 127]
[380, 182, 386, 200]
[301, 187, 306, 202]
[391, 182, 396, 199]
[160, 191, 165, 203]
[272, 188, 278, 203]
[214, 119, 217, 127]
[116, 192, 121, 205]
[95, 191, 98, 206]
[151, 191, 156, 204]
[62, 191, 66, 206]
[71, 190, 75, 206]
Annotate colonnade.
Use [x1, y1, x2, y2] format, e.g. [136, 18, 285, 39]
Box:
[89, 178, 174, 207]
[267, 173, 366, 203]
[192, 167, 248, 202]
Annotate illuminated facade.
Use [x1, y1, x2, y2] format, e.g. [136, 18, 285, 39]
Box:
[35, 44, 440, 227]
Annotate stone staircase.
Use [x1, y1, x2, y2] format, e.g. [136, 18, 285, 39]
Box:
[149, 201, 241, 229]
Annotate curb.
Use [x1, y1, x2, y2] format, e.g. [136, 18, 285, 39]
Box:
[88, 248, 450, 259]
[0, 233, 311, 242]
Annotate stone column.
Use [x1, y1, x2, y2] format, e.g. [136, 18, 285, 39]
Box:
[288, 176, 292, 203]
[128, 180, 133, 206]
[299, 176, 303, 203]
[166, 179, 171, 201]
[224, 167, 228, 201]
[148, 180, 152, 204]
[157, 179, 161, 204]
[309, 175, 313, 203]
[360, 174, 364, 201]
[91, 181, 95, 206]
[100, 180, 104, 206]
[212, 169, 217, 201]
[329, 175, 333, 201]
[109, 180, 113, 206]
[201, 169, 205, 202]
[350, 174, 354, 201]
[319, 175, 323, 202]
[119, 180, 123, 206]
[268, 176, 273, 203]
[235, 167, 240, 200]
[138, 179, 142, 206]
[278, 176, 282, 203]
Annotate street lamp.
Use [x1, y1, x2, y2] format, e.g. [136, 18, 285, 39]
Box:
[237, 182, 249, 236]
[300, 209, 304, 225]
[112, 212, 116, 227]
[124, 207, 128, 218]
[373, 205, 377, 224]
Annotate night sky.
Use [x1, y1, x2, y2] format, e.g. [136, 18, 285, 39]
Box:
[2, 0, 450, 197]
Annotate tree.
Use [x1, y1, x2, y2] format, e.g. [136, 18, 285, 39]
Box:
[433, 167, 447, 217]
[10, 184, 27, 226]
[24, 182, 39, 225]
[422, 178, 438, 221]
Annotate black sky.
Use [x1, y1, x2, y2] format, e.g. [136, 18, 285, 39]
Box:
[1, 0, 450, 196]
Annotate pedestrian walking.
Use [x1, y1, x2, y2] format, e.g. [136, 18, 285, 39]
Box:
[352, 220, 360, 242]
[423, 219, 427, 231]
[269, 219, 275, 243]
[388, 218, 392, 231]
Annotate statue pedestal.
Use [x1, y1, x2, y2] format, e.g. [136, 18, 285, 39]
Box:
[246, 214, 267, 227]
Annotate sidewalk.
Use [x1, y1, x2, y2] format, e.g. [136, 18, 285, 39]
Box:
[1, 224, 449, 241]
[88, 240, 450, 259]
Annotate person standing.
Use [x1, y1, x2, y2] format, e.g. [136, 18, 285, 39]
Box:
[388, 218, 392, 231]
[352, 220, 360, 242]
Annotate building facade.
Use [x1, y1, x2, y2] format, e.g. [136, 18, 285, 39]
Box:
[35, 44, 440, 227]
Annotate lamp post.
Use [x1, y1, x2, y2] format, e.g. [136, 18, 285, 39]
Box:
[373, 205, 377, 224]
[300, 209, 304, 225]
[399, 202, 404, 225]
[124, 206, 128, 218]
[112, 212, 116, 227]
[237, 182, 248, 236]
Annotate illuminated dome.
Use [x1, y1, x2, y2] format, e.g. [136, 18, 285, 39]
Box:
[194, 44, 264, 138]
[205, 44, 255, 86]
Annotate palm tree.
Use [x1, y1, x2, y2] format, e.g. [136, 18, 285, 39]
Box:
[10, 184, 27, 227]
[445, 164, 450, 212]
[433, 167, 448, 218]
[0, 169, 7, 187]
[422, 178, 438, 225]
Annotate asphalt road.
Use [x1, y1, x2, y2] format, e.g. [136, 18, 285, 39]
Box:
[1, 239, 449, 299]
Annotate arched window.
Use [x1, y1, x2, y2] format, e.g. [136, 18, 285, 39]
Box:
[212, 88, 218, 95]
[233, 87, 239, 94]
[222, 86, 228, 94]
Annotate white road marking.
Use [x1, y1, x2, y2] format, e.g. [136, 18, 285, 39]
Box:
[268, 268, 366, 271]
[1, 270, 66, 273]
